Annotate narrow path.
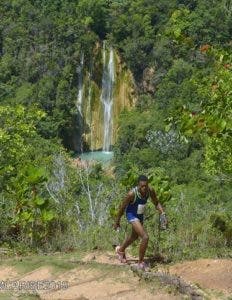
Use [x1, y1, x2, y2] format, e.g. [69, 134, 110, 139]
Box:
[0, 251, 231, 299]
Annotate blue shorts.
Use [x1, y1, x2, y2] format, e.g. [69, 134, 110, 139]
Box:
[126, 212, 143, 224]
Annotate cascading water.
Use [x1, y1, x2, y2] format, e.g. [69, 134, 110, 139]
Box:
[101, 44, 115, 152]
[76, 53, 84, 152]
[86, 66, 93, 151]
[76, 53, 84, 116]
[73, 43, 133, 161]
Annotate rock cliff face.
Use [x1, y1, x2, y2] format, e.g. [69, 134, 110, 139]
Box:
[74, 44, 136, 152]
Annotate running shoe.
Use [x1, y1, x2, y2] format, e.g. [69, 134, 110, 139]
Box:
[115, 246, 127, 263]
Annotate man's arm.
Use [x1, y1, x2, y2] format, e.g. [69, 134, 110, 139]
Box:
[114, 191, 134, 229]
[150, 188, 165, 214]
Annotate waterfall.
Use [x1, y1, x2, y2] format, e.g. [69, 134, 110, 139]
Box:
[76, 53, 84, 116]
[101, 44, 115, 152]
[76, 53, 84, 152]
[87, 66, 93, 151]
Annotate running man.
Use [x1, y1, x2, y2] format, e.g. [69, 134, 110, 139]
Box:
[113, 175, 167, 269]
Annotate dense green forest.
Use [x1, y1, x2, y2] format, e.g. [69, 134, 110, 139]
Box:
[0, 0, 231, 260]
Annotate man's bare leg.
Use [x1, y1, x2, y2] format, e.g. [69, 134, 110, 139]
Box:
[119, 227, 138, 252]
[131, 220, 149, 263]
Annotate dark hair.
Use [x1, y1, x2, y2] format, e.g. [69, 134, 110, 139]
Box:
[138, 175, 148, 183]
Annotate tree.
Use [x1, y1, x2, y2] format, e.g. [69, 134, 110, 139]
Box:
[171, 47, 232, 179]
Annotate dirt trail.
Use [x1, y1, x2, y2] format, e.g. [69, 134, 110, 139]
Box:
[0, 251, 179, 300]
[0, 266, 18, 280]
[168, 258, 232, 296]
[0, 251, 231, 299]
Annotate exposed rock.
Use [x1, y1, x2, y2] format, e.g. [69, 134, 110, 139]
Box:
[141, 67, 156, 93]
